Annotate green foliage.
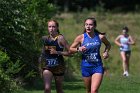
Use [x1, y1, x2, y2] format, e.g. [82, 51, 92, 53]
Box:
[0, 0, 34, 80]
[6, 60, 25, 76]
[0, 50, 23, 93]
[0, 0, 57, 91]
[0, 0, 29, 61]
[0, 69, 23, 93]
[64, 54, 81, 80]
[26, 0, 56, 34]
[0, 50, 24, 76]
[0, 0, 57, 86]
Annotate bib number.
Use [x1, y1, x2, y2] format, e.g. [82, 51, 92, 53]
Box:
[85, 53, 99, 62]
[46, 58, 58, 67]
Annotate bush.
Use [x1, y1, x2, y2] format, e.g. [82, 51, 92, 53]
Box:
[0, 70, 23, 93]
[0, 50, 23, 93]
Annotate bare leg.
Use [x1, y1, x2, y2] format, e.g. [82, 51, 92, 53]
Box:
[125, 52, 130, 73]
[54, 76, 64, 93]
[120, 52, 127, 73]
[43, 70, 53, 93]
[91, 73, 103, 93]
[120, 51, 130, 76]
[83, 77, 91, 93]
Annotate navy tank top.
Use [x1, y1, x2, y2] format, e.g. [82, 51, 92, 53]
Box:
[81, 32, 103, 67]
[41, 35, 64, 67]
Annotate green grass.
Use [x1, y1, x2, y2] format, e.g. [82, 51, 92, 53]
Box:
[100, 75, 140, 93]
[24, 75, 140, 93]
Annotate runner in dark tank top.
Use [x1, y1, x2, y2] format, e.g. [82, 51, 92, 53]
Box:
[39, 20, 70, 93]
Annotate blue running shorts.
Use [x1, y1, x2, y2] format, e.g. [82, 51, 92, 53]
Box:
[81, 65, 104, 77]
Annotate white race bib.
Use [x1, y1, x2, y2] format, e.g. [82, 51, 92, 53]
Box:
[85, 53, 99, 62]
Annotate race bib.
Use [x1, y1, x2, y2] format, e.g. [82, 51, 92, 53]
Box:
[85, 53, 99, 62]
[46, 58, 59, 67]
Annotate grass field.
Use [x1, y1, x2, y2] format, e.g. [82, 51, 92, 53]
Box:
[24, 75, 140, 93]
[24, 11, 140, 93]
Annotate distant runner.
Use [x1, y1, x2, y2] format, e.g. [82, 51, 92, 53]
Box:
[115, 26, 135, 77]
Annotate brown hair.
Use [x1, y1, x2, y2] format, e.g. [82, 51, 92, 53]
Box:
[122, 26, 129, 32]
[83, 17, 105, 35]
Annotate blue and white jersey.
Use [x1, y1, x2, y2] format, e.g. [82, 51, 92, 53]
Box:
[120, 36, 130, 51]
[81, 32, 102, 67]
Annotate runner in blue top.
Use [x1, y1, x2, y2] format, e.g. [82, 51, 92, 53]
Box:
[115, 26, 135, 77]
[81, 31, 102, 68]
[70, 17, 111, 93]
[39, 19, 70, 93]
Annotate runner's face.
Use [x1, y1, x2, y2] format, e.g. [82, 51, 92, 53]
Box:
[85, 19, 95, 33]
[48, 21, 58, 35]
[122, 30, 128, 35]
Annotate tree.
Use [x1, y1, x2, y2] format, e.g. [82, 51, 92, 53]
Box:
[0, 0, 56, 86]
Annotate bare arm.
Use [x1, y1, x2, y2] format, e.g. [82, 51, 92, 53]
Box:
[69, 34, 86, 54]
[128, 35, 135, 45]
[100, 34, 111, 59]
[49, 35, 70, 56]
[59, 35, 71, 56]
